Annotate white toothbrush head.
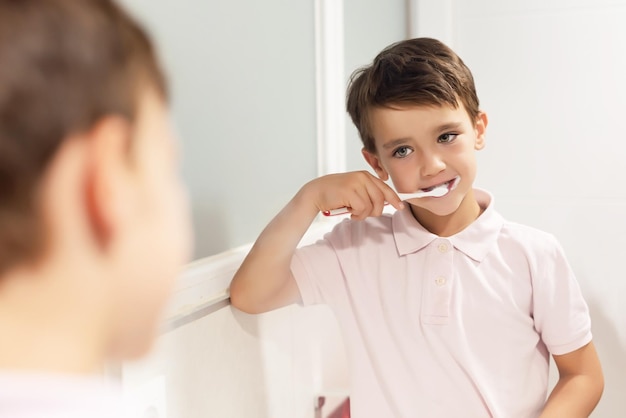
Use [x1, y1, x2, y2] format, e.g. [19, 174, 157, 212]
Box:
[397, 176, 460, 200]
[397, 186, 447, 200]
[423, 185, 448, 197]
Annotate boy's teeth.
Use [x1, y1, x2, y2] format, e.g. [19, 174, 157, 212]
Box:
[421, 180, 450, 192]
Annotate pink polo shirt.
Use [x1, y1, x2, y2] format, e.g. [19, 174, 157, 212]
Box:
[291, 190, 591, 418]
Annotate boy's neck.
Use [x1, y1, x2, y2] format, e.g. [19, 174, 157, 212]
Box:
[0, 266, 108, 376]
[409, 189, 483, 237]
[0, 320, 104, 376]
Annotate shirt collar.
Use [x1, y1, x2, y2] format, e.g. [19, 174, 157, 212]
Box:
[392, 189, 504, 262]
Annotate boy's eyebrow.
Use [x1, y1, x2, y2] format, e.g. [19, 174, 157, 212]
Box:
[434, 121, 463, 133]
[382, 138, 411, 149]
[381, 121, 464, 149]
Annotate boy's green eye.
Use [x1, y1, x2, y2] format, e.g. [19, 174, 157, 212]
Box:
[393, 146, 413, 158]
[438, 133, 458, 143]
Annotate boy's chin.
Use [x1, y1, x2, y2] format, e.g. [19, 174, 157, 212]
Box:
[407, 183, 474, 217]
[408, 198, 463, 217]
[407, 196, 461, 212]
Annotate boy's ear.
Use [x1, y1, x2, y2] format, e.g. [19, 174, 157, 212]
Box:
[85, 116, 134, 249]
[362, 148, 389, 181]
[474, 111, 488, 150]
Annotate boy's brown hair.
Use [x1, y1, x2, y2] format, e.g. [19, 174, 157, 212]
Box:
[347, 37, 480, 152]
[0, 0, 167, 275]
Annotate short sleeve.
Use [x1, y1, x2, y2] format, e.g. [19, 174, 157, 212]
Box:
[531, 235, 592, 355]
[291, 222, 349, 307]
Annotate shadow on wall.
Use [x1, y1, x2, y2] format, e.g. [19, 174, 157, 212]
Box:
[587, 300, 626, 418]
[228, 307, 272, 418]
[230, 304, 306, 418]
[162, 305, 270, 418]
[231, 305, 313, 418]
[231, 303, 350, 418]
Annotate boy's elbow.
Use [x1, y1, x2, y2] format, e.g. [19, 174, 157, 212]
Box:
[591, 368, 605, 402]
[228, 276, 261, 314]
[229, 269, 301, 314]
[229, 292, 261, 315]
[588, 347, 605, 402]
[583, 371, 604, 413]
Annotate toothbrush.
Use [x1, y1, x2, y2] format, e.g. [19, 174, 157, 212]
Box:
[322, 183, 450, 217]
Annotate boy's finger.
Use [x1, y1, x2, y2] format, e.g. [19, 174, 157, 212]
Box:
[376, 180, 404, 211]
[351, 187, 374, 219]
[364, 181, 386, 217]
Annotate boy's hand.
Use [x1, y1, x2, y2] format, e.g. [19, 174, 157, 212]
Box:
[302, 171, 404, 220]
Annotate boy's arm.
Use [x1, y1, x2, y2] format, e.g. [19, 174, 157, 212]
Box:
[229, 188, 318, 313]
[539, 341, 604, 418]
[229, 171, 403, 314]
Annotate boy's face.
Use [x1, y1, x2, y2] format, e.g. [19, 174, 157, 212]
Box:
[363, 102, 487, 217]
[108, 89, 193, 359]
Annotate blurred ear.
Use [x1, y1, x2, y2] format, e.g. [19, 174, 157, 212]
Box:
[84, 116, 134, 249]
[474, 111, 488, 150]
[362, 148, 389, 181]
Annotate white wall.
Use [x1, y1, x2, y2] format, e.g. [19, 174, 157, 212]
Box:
[414, 0, 626, 416]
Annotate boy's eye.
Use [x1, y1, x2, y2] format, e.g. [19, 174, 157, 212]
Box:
[393, 146, 413, 158]
[438, 133, 458, 143]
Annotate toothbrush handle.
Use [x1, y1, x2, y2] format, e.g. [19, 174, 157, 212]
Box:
[321, 189, 434, 216]
[322, 202, 390, 217]
[322, 208, 350, 216]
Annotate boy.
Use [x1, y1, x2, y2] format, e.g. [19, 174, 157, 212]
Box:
[0, 0, 192, 416]
[230, 38, 603, 417]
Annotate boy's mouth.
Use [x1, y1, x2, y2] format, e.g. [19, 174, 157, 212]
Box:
[419, 176, 460, 194]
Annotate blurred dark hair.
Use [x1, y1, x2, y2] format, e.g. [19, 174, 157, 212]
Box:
[0, 0, 167, 274]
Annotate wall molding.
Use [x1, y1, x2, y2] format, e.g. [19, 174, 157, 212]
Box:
[161, 244, 250, 333]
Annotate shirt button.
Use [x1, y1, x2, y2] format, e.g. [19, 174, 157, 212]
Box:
[435, 276, 447, 286]
[438, 243, 449, 253]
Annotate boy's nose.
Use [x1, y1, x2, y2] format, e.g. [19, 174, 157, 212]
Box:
[420, 153, 446, 177]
